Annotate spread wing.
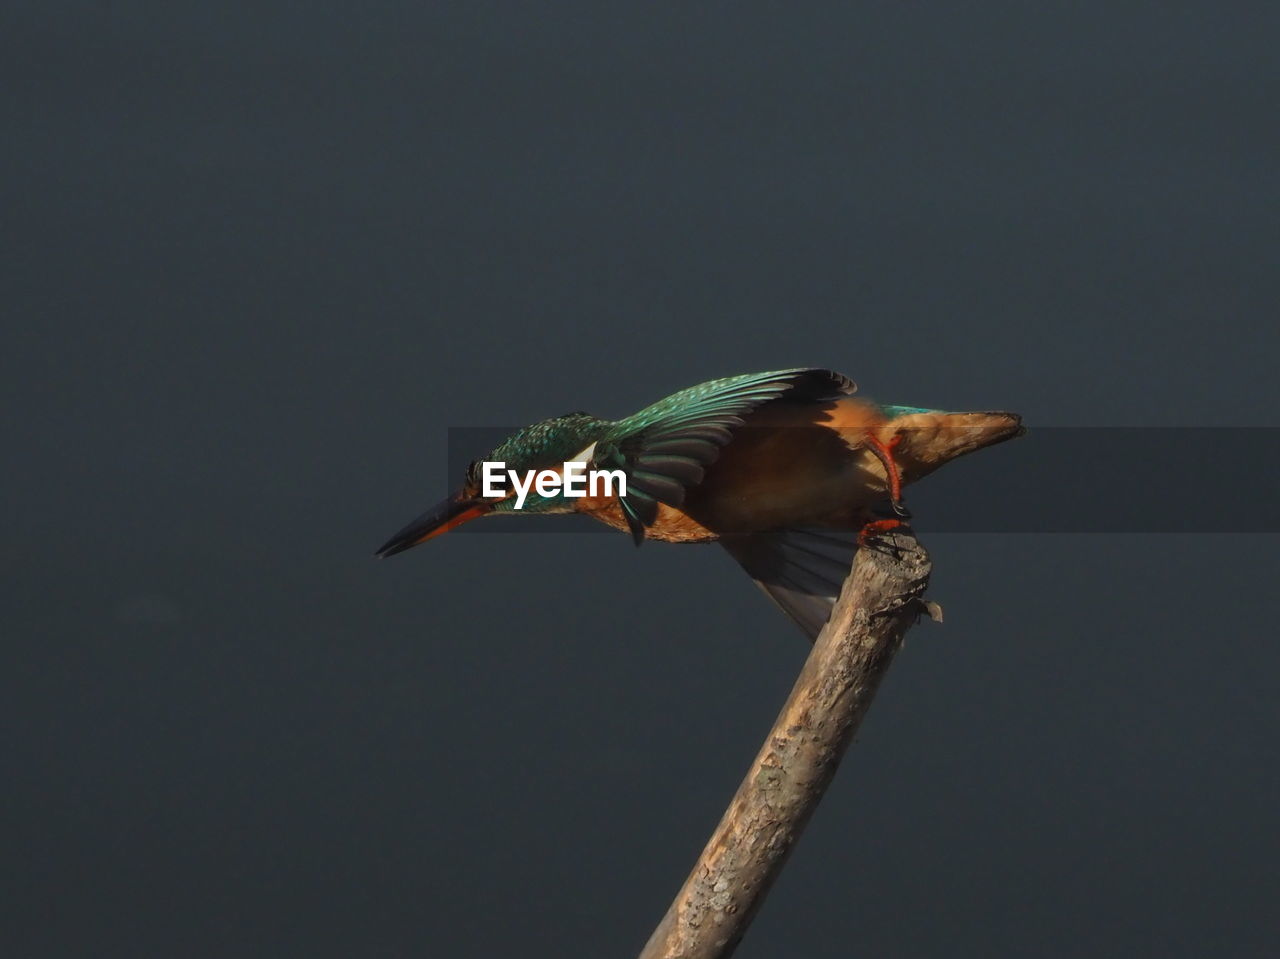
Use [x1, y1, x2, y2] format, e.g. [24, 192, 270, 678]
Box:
[720, 526, 861, 641]
[592, 368, 856, 544]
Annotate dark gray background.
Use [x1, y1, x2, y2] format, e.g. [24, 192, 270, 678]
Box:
[4, 2, 1278, 956]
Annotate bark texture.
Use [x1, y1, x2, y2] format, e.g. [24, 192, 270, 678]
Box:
[638, 527, 933, 959]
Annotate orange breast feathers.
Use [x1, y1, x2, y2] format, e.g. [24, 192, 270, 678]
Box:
[575, 496, 719, 543]
[684, 399, 889, 534]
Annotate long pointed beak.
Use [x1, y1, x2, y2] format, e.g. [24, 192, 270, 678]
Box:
[375, 492, 492, 558]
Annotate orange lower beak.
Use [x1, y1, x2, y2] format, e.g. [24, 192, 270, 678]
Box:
[375, 493, 492, 557]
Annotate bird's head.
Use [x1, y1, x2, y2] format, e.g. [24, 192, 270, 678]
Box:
[375, 412, 609, 557]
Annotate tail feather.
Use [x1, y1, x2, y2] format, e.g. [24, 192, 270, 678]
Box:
[720, 526, 861, 641]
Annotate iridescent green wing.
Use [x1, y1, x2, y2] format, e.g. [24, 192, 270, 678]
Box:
[594, 368, 856, 544]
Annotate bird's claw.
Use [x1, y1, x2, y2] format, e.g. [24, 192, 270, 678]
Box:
[859, 517, 910, 558]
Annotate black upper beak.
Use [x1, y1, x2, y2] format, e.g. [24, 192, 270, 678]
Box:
[375, 492, 491, 558]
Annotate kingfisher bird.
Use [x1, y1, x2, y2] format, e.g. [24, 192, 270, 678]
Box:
[377, 368, 1022, 640]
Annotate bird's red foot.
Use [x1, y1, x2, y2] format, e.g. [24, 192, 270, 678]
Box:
[858, 517, 905, 545]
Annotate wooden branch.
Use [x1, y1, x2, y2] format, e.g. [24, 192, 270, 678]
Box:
[638, 528, 933, 959]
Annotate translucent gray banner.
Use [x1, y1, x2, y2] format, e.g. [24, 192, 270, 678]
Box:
[440, 427, 1279, 534]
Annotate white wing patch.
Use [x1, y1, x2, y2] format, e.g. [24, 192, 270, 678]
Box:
[568, 440, 598, 466]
